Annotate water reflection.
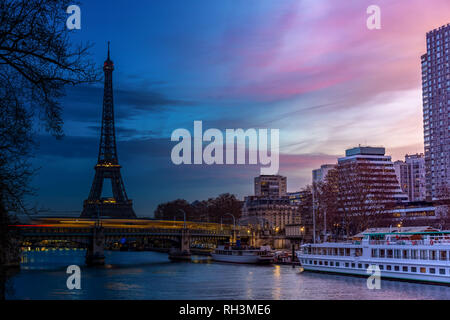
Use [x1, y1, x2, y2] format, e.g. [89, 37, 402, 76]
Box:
[7, 250, 450, 300]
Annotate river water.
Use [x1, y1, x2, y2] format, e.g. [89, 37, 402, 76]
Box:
[6, 249, 450, 299]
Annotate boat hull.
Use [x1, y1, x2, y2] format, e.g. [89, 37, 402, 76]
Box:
[211, 253, 270, 264]
[300, 265, 450, 285]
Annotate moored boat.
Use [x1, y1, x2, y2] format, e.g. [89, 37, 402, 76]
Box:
[296, 226, 450, 285]
[211, 245, 274, 264]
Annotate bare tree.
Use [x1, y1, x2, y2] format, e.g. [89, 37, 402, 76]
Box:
[0, 0, 98, 297]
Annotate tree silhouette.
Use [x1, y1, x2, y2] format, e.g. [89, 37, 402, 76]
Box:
[0, 0, 98, 298]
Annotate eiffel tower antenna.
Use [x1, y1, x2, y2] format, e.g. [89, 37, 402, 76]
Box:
[80, 42, 136, 218]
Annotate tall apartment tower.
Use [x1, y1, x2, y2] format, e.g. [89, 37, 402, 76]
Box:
[421, 23, 450, 200]
[254, 175, 287, 197]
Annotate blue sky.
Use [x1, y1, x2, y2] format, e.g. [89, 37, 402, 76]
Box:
[30, 0, 450, 216]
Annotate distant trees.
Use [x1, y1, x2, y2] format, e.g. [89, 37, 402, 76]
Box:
[154, 193, 243, 224]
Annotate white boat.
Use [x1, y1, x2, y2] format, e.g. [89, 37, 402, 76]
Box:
[211, 245, 274, 264]
[296, 227, 450, 285]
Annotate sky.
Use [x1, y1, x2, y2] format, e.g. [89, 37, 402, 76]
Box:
[31, 0, 450, 216]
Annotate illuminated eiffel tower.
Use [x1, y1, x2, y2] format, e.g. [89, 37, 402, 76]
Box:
[80, 43, 136, 218]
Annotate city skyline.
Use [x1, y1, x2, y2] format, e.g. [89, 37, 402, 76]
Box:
[29, 1, 450, 216]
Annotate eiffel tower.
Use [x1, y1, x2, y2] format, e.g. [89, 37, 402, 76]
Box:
[80, 43, 136, 218]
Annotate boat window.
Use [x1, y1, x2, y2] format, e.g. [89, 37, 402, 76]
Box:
[379, 265, 384, 270]
[314, 260, 317, 265]
[394, 250, 401, 259]
[345, 262, 349, 268]
[309, 260, 312, 264]
[394, 266, 400, 271]
[371, 249, 378, 258]
[402, 250, 409, 259]
[365, 264, 369, 269]
[402, 266, 408, 272]
[355, 248, 362, 257]
[420, 267, 427, 273]
[324, 261, 328, 266]
[379, 249, 385, 258]
[336, 262, 340, 267]
[358, 264, 362, 269]
[439, 269, 446, 275]
[386, 265, 392, 271]
[420, 250, 428, 260]
[411, 267, 417, 272]
[411, 250, 418, 259]
[345, 248, 350, 256]
[429, 268, 436, 274]
[319, 261, 323, 265]
[333, 248, 338, 256]
[351, 263, 355, 268]
[439, 251, 447, 261]
[430, 250, 437, 260]
[387, 249, 393, 258]
[339, 248, 345, 256]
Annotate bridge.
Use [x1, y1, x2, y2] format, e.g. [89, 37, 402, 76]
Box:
[12, 217, 253, 265]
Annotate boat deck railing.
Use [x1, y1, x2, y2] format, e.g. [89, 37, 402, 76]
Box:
[369, 238, 450, 246]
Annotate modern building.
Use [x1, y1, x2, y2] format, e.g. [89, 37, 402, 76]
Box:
[254, 175, 287, 197]
[240, 196, 301, 231]
[312, 164, 336, 184]
[421, 23, 450, 200]
[394, 154, 426, 202]
[338, 146, 408, 205]
[287, 191, 310, 205]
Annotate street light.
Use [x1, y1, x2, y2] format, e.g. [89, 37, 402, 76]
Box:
[178, 209, 187, 229]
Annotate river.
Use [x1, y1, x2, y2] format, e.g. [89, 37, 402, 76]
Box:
[6, 249, 450, 299]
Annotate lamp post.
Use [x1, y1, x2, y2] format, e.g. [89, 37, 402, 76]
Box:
[221, 213, 236, 244]
[178, 209, 187, 229]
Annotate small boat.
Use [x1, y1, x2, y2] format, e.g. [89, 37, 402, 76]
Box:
[211, 245, 274, 264]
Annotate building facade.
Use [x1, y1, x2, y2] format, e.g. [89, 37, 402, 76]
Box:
[394, 154, 426, 202]
[338, 146, 408, 205]
[312, 164, 336, 184]
[240, 196, 301, 231]
[421, 24, 450, 200]
[254, 175, 287, 197]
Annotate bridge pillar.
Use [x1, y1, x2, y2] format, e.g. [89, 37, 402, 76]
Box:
[181, 228, 190, 253]
[168, 228, 191, 261]
[86, 222, 105, 266]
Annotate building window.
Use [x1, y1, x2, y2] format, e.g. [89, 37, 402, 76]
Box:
[430, 250, 437, 260]
[371, 249, 378, 258]
[420, 250, 428, 260]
